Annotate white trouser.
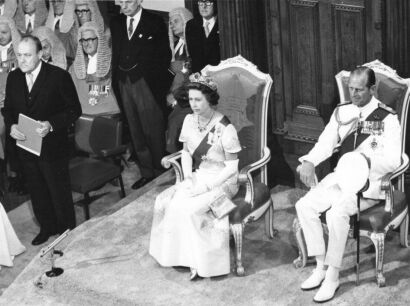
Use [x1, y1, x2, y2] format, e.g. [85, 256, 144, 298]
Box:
[295, 172, 378, 268]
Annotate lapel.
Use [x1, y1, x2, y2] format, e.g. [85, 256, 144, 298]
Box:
[28, 62, 48, 104]
[129, 10, 149, 54]
[207, 19, 218, 40]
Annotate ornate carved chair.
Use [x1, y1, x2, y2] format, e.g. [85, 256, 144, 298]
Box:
[162, 55, 275, 276]
[293, 60, 410, 287]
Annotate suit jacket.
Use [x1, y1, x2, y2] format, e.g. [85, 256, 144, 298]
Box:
[110, 9, 172, 99]
[2, 62, 82, 161]
[185, 18, 220, 73]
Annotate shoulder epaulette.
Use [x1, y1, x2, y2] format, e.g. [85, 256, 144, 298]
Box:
[335, 102, 352, 108]
[378, 102, 397, 115]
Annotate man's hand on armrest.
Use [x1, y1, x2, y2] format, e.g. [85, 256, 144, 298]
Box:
[297, 160, 317, 188]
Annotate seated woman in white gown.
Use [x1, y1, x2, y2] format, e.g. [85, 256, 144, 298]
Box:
[0, 202, 25, 271]
[149, 73, 241, 280]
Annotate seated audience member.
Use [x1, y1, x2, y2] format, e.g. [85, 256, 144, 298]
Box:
[0, 16, 25, 195]
[150, 73, 241, 280]
[14, 0, 48, 34]
[0, 0, 17, 17]
[166, 84, 191, 153]
[70, 21, 119, 116]
[45, 0, 77, 68]
[185, 0, 220, 73]
[295, 67, 401, 302]
[0, 201, 25, 271]
[165, 7, 193, 153]
[32, 26, 67, 70]
[74, 0, 109, 45]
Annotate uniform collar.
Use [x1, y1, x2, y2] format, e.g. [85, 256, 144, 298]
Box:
[359, 96, 379, 120]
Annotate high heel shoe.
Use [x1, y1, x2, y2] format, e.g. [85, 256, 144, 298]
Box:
[190, 268, 198, 281]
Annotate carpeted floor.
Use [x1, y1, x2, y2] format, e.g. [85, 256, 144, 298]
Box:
[1, 180, 410, 305]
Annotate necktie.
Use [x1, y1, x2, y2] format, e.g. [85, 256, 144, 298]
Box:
[26, 20, 32, 34]
[55, 19, 60, 31]
[27, 73, 34, 92]
[204, 21, 210, 38]
[128, 18, 134, 39]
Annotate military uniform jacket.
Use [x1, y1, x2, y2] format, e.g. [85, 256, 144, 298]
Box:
[300, 97, 401, 199]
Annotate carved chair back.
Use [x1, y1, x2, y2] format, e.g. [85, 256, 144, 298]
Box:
[202, 55, 273, 184]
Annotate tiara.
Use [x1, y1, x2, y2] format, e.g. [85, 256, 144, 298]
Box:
[189, 72, 217, 91]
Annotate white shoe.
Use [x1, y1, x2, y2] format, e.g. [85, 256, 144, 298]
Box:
[301, 269, 326, 291]
[313, 279, 340, 303]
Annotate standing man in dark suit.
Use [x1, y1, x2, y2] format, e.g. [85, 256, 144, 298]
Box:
[185, 0, 220, 73]
[111, 0, 171, 189]
[2, 35, 81, 245]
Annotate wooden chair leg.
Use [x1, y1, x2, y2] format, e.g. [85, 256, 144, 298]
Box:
[83, 193, 91, 220]
[293, 217, 307, 268]
[118, 175, 126, 198]
[264, 198, 277, 238]
[230, 223, 245, 276]
[400, 213, 409, 247]
[370, 232, 386, 287]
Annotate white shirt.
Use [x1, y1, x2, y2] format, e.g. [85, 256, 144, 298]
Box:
[53, 15, 62, 30]
[202, 17, 216, 34]
[25, 13, 35, 30]
[126, 9, 142, 39]
[0, 4, 4, 16]
[300, 97, 401, 199]
[0, 42, 11, 62]
[87, 53, 97, 75]
[25, 61, 42, 88]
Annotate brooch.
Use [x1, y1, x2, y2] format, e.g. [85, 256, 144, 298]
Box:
[370, 137, 378, 150]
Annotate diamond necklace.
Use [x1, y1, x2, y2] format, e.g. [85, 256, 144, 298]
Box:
[197, 111, 215, 132]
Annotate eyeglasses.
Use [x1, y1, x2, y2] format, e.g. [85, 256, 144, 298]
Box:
[75, 9, 90, 15]
[79, 37, 97, 44]
[198, 1, 213, 8]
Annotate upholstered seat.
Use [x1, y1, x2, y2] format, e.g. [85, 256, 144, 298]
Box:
[69, 115, 127, 220]
[162, 55, 275, 276]
[70, 158, 121, 194]
[293, 60, 410, 287]
[230, 182, 271, 224]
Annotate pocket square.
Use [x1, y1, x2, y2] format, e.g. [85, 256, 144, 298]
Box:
[148, 36, 153, 40]
[138, 33, 143, 38]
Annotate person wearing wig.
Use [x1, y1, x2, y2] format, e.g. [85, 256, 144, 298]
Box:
[32, 26, 67, 70]
[45, 0, 77, 68]
[14, 0, 48, 34]
[70, 21, 119, 116]
[166, 7, 193, 153]
[0, 0, 17, 17]
[74, 0, 110, 45]
[150, 73, 241, 280]
[0, 15, 24, 195]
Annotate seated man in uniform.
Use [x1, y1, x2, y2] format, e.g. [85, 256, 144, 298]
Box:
[295, 67, 401, 303]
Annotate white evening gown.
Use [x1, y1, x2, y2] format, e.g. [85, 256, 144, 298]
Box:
[0, 203, 26, 270]
[149, 113, 241, 277]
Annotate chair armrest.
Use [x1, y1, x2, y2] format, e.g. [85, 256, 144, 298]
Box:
[380, 153, 409, 215]
[161, 151, 184, 183]
[99, 145, 128, 158]
[238, 147, 271, 207]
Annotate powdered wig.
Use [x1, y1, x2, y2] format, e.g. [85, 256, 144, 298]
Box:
[73, 21, 110, 80]
[14, 0, 48, 33]
[74, 0, 105, 31]
[0, 15, 21, 54]
[45, 0, 76, 34]
[168, 7, 193, 61]
[32, 26, 67, 70]
[2, 0, 17, 18]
